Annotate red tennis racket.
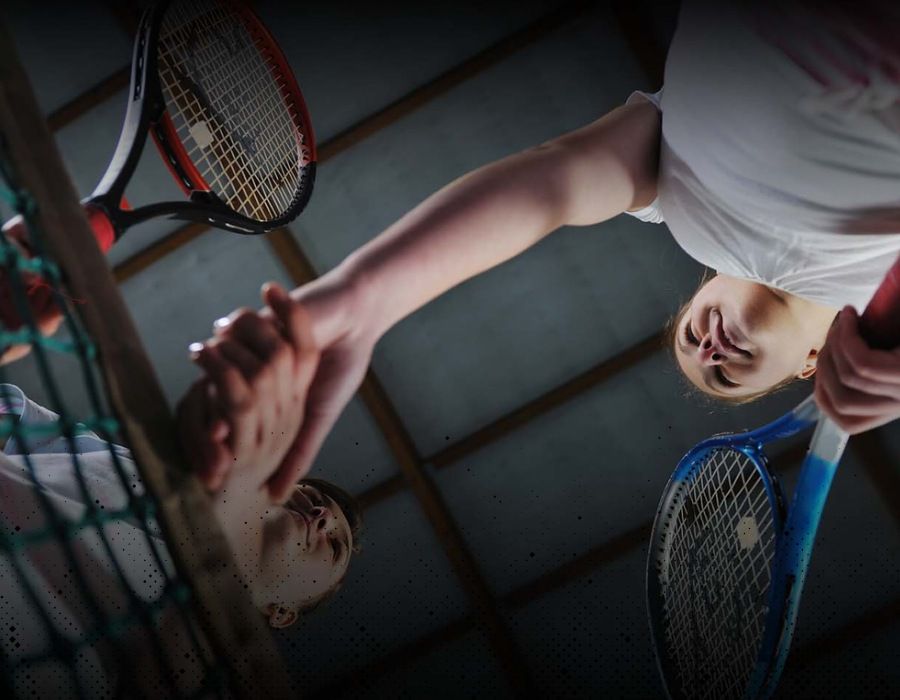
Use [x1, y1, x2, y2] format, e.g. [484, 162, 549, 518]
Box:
[0, 0, 315, 341]
[3, 0, 316, 251]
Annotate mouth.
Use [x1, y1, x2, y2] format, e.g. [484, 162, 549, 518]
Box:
[711, 310, 751, 357]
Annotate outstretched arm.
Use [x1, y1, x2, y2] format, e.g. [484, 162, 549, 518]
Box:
[250, 100, 662, 501]
[334, 99, 661, 341]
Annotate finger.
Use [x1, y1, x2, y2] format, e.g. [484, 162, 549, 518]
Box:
[814, 372, 841, 425]
[814, 377, 875, 434]
[213, 307, 253, 335]
[177, 381, 218, 487]
[215, 336, 265, 383]
[835, 309, 900, 386]
[264, 285, 320, 394]
[834, 413, 888, 436]
[207, 409, 230, 442]
[827, 380, 900, 417]
[204, 439, 231, 492]
[264, 284, 320, 403]
[827, 336, 892, 397]
[228, 294, 298, 410]
[216, 337, 280, 450]
[264, 283, 314, 351]
[192, 341, 253, 408]
[191, 342, 257, 452]
[221, 309, 285, 364]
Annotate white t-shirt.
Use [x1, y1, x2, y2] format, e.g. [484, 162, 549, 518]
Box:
[625, 1, 900, 312]
[0, 385, 171, 698]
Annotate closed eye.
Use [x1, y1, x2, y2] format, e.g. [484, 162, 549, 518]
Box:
[684, 322, 699, 346]
[715, 366, 739, 388]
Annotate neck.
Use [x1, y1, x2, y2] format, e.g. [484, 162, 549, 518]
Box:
[784, 292, 839, 345]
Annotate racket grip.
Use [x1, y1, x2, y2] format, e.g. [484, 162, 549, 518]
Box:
[1, 205, 115, 255]
[85, 205, 116, 253]
[860, 254, 900, 350]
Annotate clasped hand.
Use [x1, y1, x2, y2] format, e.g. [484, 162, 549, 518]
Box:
[815, 306, 900, 435]
[177, 283, 320, 503]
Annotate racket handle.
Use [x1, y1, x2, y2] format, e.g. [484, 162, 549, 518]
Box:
[2, 204, 115, 255]
[84, 206, 116, 253]
[860, 254, 900, 350]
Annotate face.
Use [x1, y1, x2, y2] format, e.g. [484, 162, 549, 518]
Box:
[673, 275, 824, 398]
[253, 483, 353, 625]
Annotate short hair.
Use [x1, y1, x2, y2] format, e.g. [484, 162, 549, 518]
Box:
[293, 477, 364, 616]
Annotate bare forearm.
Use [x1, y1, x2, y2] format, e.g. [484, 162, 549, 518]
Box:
[288, 103, 659, 347]
[339, 148, 571, 340]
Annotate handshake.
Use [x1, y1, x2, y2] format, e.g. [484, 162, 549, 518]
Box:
[0, 227, 372, 503]
[177, 273, 374, 504]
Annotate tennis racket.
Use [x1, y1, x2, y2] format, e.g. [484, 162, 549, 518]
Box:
[2, 0, 316, 252]
[646, 254, 900, 700]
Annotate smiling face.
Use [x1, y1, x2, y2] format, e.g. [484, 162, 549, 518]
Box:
[252, 482, 354, 627]
[672, 275, 837, 398]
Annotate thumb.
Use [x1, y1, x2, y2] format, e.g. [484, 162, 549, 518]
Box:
[267, 405, 340, 504]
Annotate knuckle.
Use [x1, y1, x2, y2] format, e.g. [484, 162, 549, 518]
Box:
[853, 362, 880, 383]
[827, 380, 854, 410]
[228, 308, 258, 331]
[254, 365, 275, 389]
[270, 340, 291, 365]
[221, 364, 243, 387]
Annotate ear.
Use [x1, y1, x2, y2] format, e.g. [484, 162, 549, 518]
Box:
[267, 604, 298, 629]
[797, 349, 819, 380]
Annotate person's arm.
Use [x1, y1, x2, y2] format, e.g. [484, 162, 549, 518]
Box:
[219, 100, 660, 502]
[331, 100, 661, 343]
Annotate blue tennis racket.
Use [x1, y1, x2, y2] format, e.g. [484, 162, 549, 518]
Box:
[647, 255, 900, 700]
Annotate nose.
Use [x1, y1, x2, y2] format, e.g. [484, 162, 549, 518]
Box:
[310, 506, 330, 533]
[698, 334, 727, 366]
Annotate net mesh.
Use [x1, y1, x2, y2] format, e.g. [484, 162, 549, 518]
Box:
[157, 0, 310, 223]
[655, 448, 779, 700]
[0, 106, 230, 700]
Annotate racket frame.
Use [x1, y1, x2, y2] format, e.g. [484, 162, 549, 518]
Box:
[647, 397, 820, 700]
[86, 0, 317, 245]
[753, 415, 845, 698]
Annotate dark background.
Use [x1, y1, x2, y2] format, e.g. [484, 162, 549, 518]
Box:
[2, 1, 899, 697]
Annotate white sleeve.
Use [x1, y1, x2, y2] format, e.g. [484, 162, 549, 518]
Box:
[625, 201, 665, 224]
[626, 88, 663, 111]
[622, 89, 664, 224]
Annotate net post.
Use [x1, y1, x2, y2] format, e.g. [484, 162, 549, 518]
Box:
[0, 16, 292, 699]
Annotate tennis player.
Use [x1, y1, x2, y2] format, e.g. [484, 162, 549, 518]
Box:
[0, 280, 360, 626]
[189, 1, 899, 504]
[0, 278, 361, 694]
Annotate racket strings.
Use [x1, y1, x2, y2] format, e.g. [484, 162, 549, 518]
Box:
[158, 0, 309, 222]
[162, 4, 303, 212]
[658, 449, 777, 699]
[160, 3, 300, 217]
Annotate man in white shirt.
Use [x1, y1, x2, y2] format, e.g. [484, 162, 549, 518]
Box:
[0, 281, 360, 697]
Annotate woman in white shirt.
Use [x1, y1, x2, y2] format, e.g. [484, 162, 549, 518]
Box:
[195, 0, 900, 499]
